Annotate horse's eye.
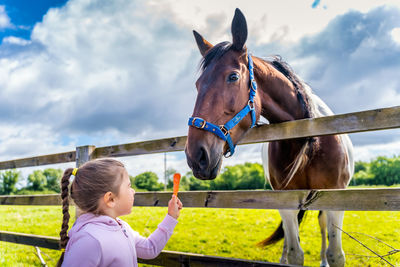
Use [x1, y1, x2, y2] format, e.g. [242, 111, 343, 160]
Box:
[227, 73, 240, 83]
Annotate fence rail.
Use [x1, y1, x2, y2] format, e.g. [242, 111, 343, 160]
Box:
[0, 230, 289, 267]
[1, 105, 399, 170]
[1, 188, 399, 211]
[1, 105, 400, 266]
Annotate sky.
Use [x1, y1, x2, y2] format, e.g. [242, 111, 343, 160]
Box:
[0, 0, 400, 185]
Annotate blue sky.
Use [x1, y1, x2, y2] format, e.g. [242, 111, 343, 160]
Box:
[0, 0, 400, 181]
[0, 0, 67, 39]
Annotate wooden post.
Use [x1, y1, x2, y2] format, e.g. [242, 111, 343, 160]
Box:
[75, 145, 96, 218]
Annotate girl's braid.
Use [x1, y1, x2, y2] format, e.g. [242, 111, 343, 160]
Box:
[57, 168, 73, 266]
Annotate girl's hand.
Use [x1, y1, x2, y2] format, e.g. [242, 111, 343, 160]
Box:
[168, 195, 183, 219]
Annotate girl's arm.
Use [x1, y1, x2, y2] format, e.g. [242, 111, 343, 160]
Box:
[134, 196, 182, 259]
[134, 214, 178, 259]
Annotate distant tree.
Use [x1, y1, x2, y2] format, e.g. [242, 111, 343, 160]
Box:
[235, 163, 265, 190]
[210, 163, 266, 190]
[349, 155, 400, 186]
[351, 160, 370, 186]
[0, 169, 21, 195]
[132, 172, 164, 191]
[179, 175, 190, 191]
[129, 175, 138, 190]
[28, 170, 47, 191]
[211, 169, 236, 190]
[186, 172, 211, 190]
[370, 156, 400, 186]
[354, 160, 367, 173]
[43, 168, 63, 192]
[351, 170, 374, 186]
[183, 163, 269, 191]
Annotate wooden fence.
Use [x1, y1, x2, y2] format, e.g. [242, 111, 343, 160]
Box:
[1, 105, 400, 266]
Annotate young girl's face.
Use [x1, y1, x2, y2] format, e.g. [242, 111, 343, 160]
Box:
[114, 168, 135, 217]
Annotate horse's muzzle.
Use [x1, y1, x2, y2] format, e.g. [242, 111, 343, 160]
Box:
[185, 145, 222, 180]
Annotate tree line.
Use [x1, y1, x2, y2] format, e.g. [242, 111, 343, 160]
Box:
[132, 162, 271, 192]
[0, 162, 269, 195]
[0, 168, 63, 195]
[351, 155, 400, 186]
[1, 155, 399, 195]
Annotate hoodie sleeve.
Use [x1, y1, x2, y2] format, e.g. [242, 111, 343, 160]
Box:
[62, 234, 102, 266]
[133, 214, 178, 259]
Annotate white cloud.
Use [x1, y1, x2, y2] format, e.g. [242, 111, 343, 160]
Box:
[391, 27, 400, 44]
[0, 5, 12, 29]
[0, 0, 198, 138]
[0, 123, 75, 161]
[353, 138, 400, 161]
[2, 36, 31, 46]
[148, 0, 400, 45]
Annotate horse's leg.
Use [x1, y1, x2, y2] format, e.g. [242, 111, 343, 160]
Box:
[279, 209, 304, 265]
[261, 143, 270, 185]
[326, 211, 345, 267]
[263, 144, 304, 264]
[318, 211, 328, 267]
[280, 233, 288, 264]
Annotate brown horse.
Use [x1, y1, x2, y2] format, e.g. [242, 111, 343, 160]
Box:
[185, 9, 354, 267]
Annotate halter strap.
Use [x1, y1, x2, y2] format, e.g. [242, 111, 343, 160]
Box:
[188, 53, 257, 157]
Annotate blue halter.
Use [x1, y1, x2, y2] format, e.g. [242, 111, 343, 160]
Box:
[188, 53, 257, 157]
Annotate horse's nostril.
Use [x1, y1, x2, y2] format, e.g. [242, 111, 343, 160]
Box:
[199, 147, 209, 168]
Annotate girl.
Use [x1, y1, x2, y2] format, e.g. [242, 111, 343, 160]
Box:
[57, 158, 183, 267]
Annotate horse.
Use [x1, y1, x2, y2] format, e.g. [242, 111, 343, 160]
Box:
[184, 8, 354, 267]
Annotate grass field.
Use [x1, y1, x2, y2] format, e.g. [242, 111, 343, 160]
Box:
[0, 205, 399, 267]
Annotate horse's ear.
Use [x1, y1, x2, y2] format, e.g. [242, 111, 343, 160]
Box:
[193, 30, 213, 57]
[231, 8, 247, 51]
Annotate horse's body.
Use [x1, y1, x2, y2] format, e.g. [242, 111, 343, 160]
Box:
[185, 9, 354, 267]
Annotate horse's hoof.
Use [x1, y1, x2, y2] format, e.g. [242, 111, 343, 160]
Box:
[279, 256, 288, 264]
[287, 249, 304, 266]
[327, 250, 345, 267]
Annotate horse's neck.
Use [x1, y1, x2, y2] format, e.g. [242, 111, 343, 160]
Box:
[254, 59, 306, 123]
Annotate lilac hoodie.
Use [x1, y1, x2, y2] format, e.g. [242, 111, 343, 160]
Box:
[62, 213, 178, 267]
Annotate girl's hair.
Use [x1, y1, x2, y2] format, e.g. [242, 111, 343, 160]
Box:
[57, 158, 125, 266]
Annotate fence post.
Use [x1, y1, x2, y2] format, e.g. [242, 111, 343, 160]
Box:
[75, 145, 96, 218]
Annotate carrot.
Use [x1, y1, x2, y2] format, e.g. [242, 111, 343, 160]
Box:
[173, 173, 181, 196]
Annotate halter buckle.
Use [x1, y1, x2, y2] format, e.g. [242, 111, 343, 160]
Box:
[248, 100, 255, 110]
[224, 150, 233, 158]
[250, 79, 257, 91]
[192, 117, 206, 129]
[219, 125, 229, 136]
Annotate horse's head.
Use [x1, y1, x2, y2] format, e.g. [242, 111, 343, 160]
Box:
[185, 9, 261, 180]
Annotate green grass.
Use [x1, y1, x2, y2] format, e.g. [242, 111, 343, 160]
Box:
[348, 184, 400, 189]
[0, 206, 399, 267]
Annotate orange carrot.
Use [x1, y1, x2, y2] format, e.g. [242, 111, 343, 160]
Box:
[173, 173, 181, 196]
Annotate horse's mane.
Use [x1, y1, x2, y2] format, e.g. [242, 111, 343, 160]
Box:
[200, 42, 232, 71]
[264, 56, 317, 189]
[267, 56, 315, 119]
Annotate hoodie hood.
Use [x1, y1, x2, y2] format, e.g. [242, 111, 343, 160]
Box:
[68, 213, 123, 238]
